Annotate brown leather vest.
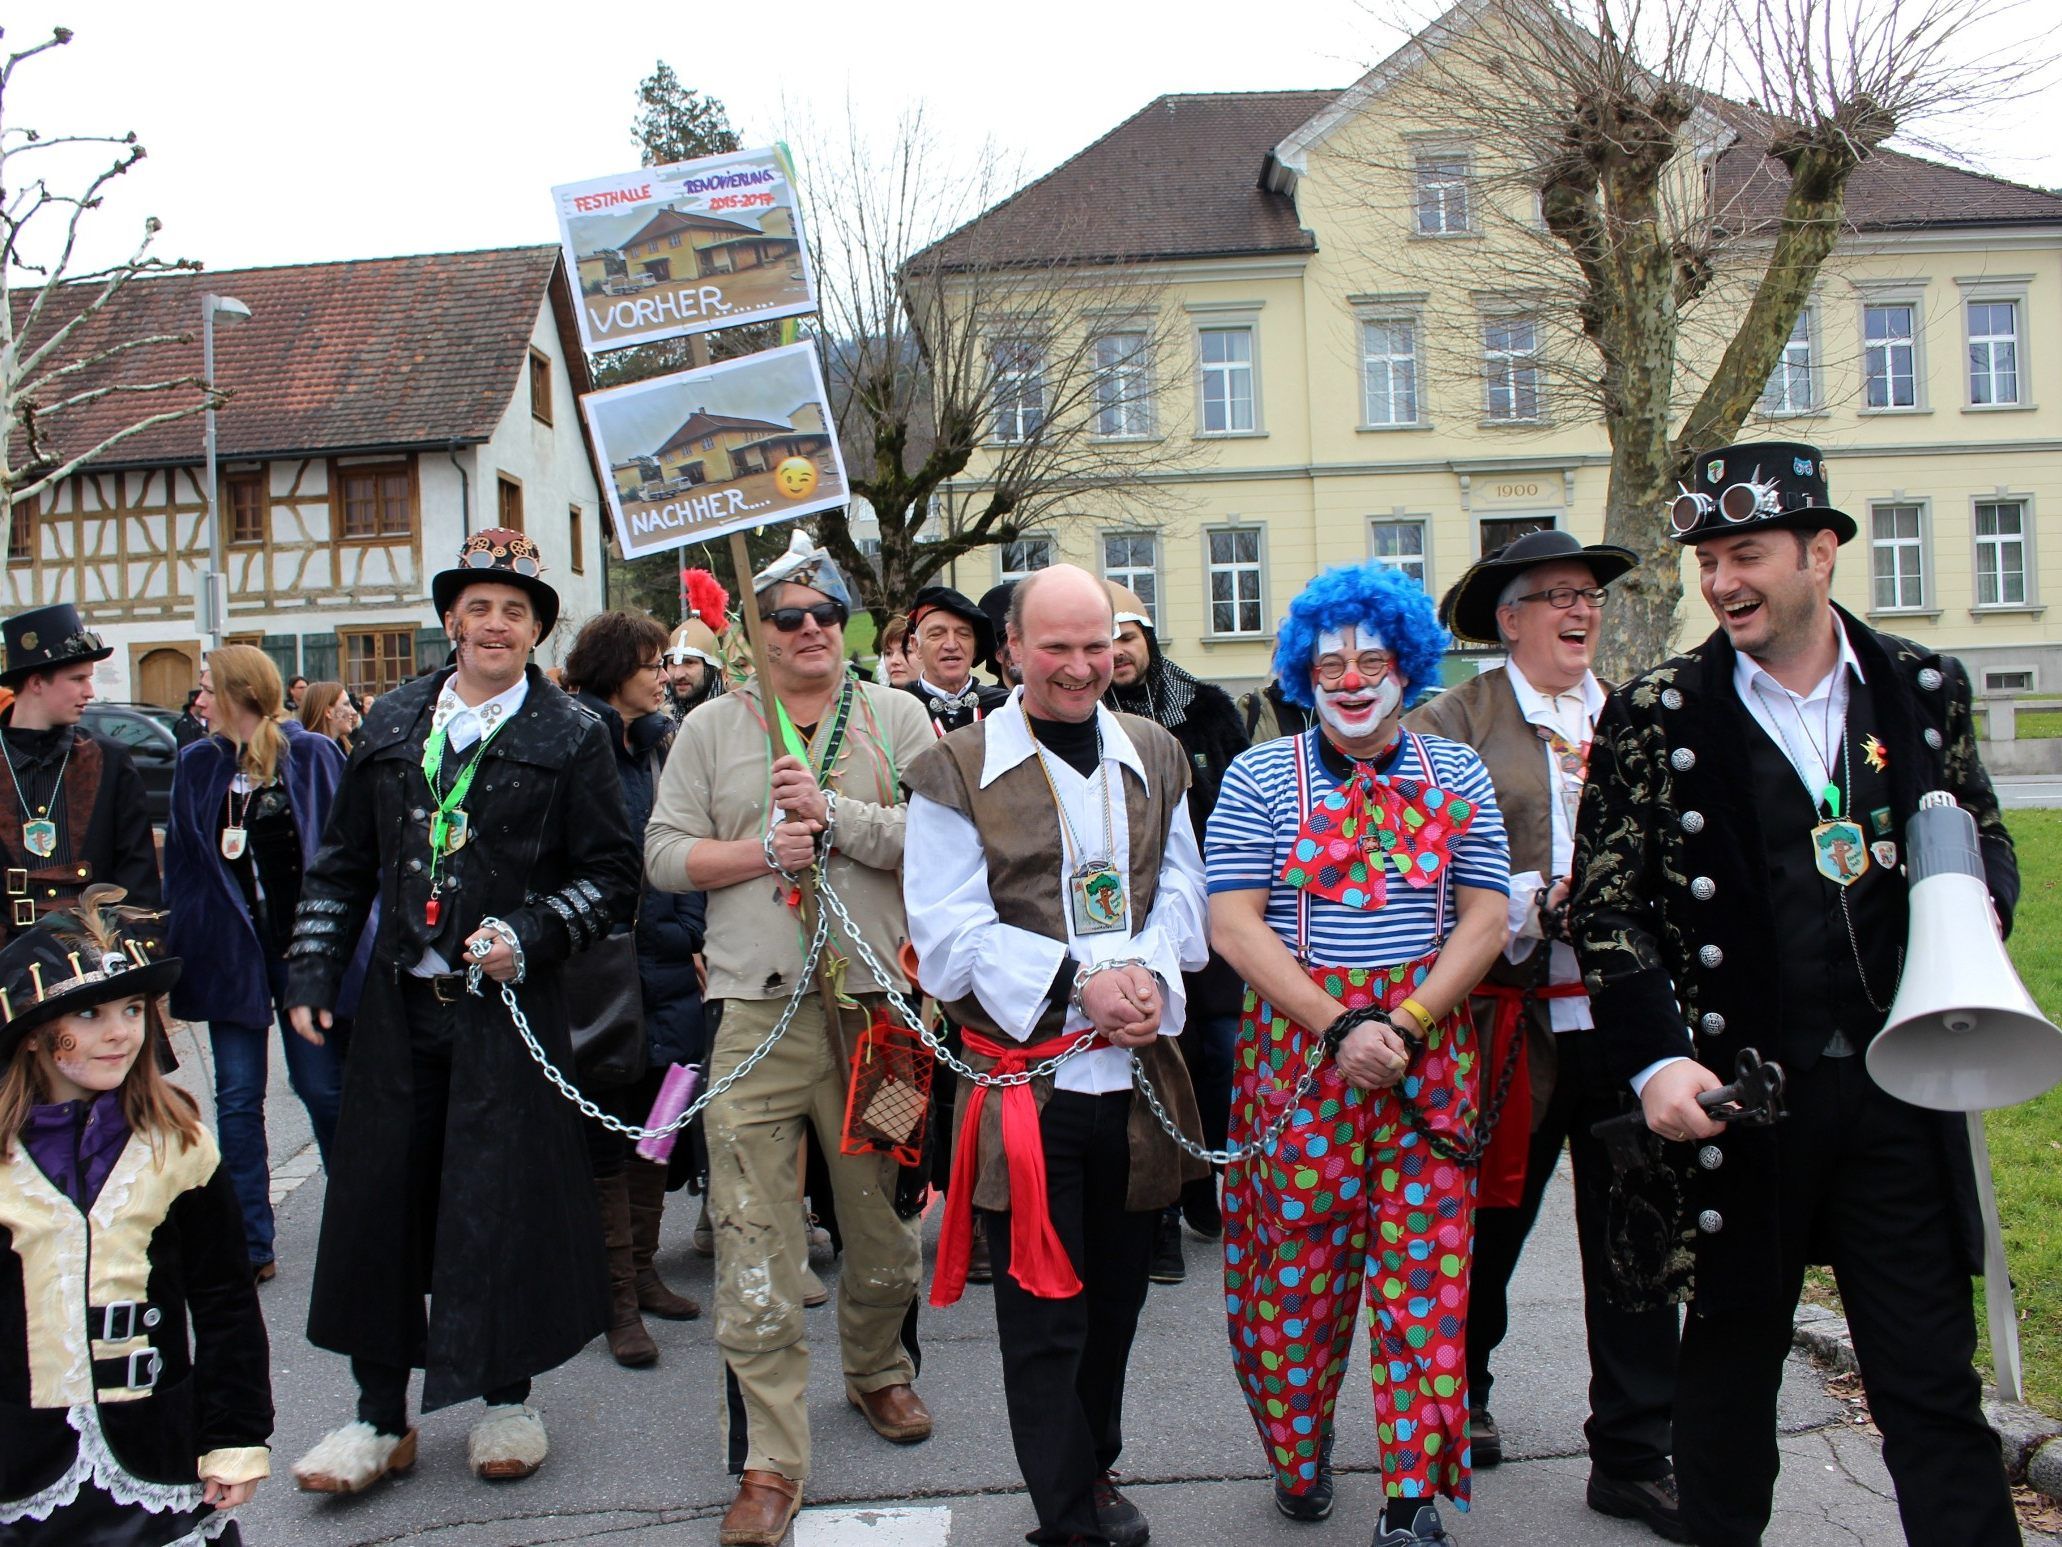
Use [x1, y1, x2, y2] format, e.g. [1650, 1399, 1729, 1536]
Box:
[0, 731, 105, 938]
[903, 712, 1208, 1212]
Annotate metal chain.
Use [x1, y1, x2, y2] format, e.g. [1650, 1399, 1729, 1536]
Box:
[1388, 1008, 1523, 1166]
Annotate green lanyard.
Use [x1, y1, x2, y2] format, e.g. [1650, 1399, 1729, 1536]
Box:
[420, 714, 509, 912]
[771, 679, 855, 785]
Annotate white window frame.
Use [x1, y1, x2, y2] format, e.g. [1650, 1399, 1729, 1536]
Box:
[1857, 285, 1928, 413]
[1090, 329, 1155, 440]
[997, 534, 1056, 586]
[1203, 525, 1268, 638]
[1481, 313, 1543, 424]
[1413, 152, 1473, 236]
[1759, 306, 1821, 417]
[1101, 530, 1160, 627]
[1972, 495, 2037, 611]
[1867, 500, 1932, 615]
[989, 337, 1046, 445]
[1367, 516, 1430, 592]
[1196, 323, 1257, 436]
[1958, 275, 2033, 412]
[1359, 316, 1422, 429]
[1983, 666, 2038, 693]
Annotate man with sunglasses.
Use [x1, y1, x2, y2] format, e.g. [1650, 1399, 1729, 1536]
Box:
[1570, 441, 2021, 1547]
[1405, 530, 1683, 1540]
[646, 530, 936, 1547]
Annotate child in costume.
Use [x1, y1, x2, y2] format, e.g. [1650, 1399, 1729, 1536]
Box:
[0, 888, 273, 1544]
[1206, 566, 1511, 1546]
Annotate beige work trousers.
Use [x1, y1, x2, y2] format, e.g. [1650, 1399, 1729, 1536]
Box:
[708, 992, 922, 1482]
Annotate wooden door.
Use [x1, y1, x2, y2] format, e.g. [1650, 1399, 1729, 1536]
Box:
[136, 645, 197, 708]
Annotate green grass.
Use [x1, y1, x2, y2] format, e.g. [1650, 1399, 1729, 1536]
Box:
[1988, 807, 2062, 1413]
[1975, 708, 2062, 740]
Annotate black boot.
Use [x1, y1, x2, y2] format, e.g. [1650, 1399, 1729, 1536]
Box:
[1149, 1207, 1186, 1285]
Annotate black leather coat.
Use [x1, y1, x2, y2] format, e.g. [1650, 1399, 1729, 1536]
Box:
[284, 665, 641, 1409]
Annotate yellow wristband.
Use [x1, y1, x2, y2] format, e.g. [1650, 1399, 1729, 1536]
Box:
[1397, 998, 1434, 1033]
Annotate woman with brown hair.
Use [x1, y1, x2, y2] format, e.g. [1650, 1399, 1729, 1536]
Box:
[0, 891, 274, 1544]
[297, 680, 359, 753]
[562, 611, 708, 1366]
[163, 645, 371, 1281]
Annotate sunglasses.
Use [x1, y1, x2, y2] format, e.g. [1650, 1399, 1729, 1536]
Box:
[764, 602, 848, 633]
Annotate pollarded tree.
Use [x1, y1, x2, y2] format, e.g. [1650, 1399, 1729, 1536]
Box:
[1338, 0, 2044, 674]
[1, 26, 212, 563]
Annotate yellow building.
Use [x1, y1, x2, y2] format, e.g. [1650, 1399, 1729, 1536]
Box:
[922, 38, 2062, 697]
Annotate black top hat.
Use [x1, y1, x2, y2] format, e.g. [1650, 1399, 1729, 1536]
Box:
[0, 604, 113, 687]
[1668, 441, 1855, 546]
[1438, 528, 1640, 647]
[0, 892, 179, 1064]
[431, 528, 561, 639]
[907, 586, 996, 663]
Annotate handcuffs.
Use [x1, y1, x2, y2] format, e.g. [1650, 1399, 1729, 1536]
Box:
[464, 915, 526, 994]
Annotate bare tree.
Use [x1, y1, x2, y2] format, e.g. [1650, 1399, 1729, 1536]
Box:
[1, 26, 210, 559]
[795, 106, 1206, 624]
[1336, 0, 2046, 673]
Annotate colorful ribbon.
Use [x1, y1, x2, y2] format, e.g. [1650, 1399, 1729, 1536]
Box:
[931, 1025, 1108, 1307]
[1281, 768, 1476, 909]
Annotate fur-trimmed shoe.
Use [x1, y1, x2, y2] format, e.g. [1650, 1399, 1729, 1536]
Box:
[292, 1421, 418, 1494]
[468, 1403, 548, 1481]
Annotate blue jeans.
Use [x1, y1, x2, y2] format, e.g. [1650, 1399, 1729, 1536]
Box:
[210, 958, 349, 1267]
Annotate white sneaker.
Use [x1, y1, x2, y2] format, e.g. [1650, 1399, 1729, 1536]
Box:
[468, 1402, 548, 1481]
[292, 1420, 417, 1494]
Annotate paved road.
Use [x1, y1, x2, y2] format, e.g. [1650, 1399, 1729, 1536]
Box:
[175, 1025, 2052, 1547]
[1999, 776, 2062, 810]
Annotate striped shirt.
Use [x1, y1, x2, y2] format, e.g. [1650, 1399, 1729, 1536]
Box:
[1205, 727, 1509, 968]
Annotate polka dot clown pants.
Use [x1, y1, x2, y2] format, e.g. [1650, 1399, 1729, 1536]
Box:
[1223, 953, 1479, 1512]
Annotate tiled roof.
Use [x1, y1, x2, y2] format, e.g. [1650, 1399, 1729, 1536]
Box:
[10, 245, 588, 471]
[655, 409, 791, 456]
[910, 91, 1337, 271]
[1708, 101, 2062, 231]
[622, 207, 760, 247]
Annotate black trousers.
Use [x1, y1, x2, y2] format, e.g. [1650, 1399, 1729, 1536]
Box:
[1467, 1021, 1678, 1480]
[981, 1089, 1156, 1545]
[352, 980, 529, 1434]
[1674, 1056, 2017, 1547]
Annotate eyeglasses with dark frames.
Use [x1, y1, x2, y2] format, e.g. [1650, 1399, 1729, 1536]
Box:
[1509, 585, 1609, 610]
[764, 602, 848, 633]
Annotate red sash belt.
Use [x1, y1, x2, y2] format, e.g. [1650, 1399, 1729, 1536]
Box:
[1472, 980, 1589, 1208]
[931, 1025, 1108, 1308]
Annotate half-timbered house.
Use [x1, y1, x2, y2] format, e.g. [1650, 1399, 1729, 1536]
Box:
[6, 245, 606, 707]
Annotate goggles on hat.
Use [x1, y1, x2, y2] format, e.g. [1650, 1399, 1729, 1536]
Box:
[455, 531, 547, 576]
[1668, 470, 1794, 535]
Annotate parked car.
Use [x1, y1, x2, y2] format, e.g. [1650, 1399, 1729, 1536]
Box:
[82, 702, 181, 825]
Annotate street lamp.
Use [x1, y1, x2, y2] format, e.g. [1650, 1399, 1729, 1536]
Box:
[200, 292, 252, 647]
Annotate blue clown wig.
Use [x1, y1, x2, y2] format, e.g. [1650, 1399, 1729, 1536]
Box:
[1271, 563, 1449, 709]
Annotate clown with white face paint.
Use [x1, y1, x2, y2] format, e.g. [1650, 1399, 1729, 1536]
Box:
[1205, 564, 1511, 1545]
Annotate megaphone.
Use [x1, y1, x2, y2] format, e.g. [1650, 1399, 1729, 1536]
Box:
[1866, 790, 2062, 1111]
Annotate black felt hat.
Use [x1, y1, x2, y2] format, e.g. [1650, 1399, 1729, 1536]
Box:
[0, 604, 113, 687]
[430, 528, 561, 639]
[977, 582, 1017, 672]
[1438, 529, 1640, 647]
[0, 890, 178, 1063]
[907, 585, 996, 663]
[1668, 441, 1855, 545]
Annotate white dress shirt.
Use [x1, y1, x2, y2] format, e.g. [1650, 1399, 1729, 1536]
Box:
[1501, 662, 1602, 1032]
[903, 691, 1210, 1094]
[1631, 615, 1865, 1094]
[413, 673, 530, 976]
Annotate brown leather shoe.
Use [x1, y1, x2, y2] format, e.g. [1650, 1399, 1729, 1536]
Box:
[847, 1382, 933, 1443]
[719, 1469, 802, 1546]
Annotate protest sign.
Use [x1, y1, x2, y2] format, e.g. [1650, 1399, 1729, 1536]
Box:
[583, 341, 848, 558]
[554, 146, 817, 353]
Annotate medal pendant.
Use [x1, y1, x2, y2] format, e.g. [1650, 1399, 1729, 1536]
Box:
[220, 825, 249, 861]
[22, 818, 55, 859]
[424, 892, 442, 929]
[1068, 860, 1128, 937]
[441, 810, 469, 854]
[1811, 819, 1870, 887]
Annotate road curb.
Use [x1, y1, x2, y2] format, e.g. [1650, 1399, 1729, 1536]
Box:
[1793, 1304, 2062, 1499]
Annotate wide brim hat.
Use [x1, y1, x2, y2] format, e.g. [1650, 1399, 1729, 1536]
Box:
[0, 896, 179, 1063]
[907, 585, 996, 663]
[431, 528, 560, 639]
[977, 582, 1018, 671]
[1669, 440, 1855, 546]
[0, 604, 114, 687]
[1439, 529, 1639, 646]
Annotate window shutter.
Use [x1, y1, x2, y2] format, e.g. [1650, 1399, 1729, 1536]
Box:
[416, 627, 450, 678]
[259, 634, 297, 681]
[300, 632, 339, 683]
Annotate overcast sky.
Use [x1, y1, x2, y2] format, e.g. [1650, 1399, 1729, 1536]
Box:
[7, 0, 2057, 280]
